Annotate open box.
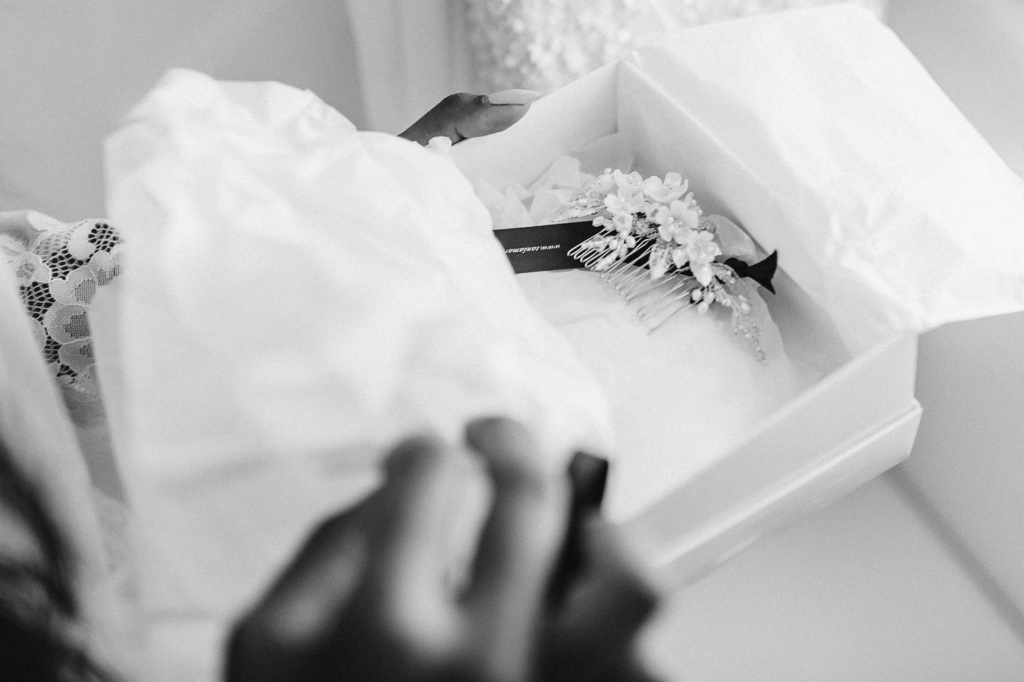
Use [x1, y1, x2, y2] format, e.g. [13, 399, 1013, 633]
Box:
[451, 6, 1024, 587]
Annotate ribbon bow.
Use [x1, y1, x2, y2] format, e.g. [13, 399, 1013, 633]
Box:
[724, 251, 778, 294]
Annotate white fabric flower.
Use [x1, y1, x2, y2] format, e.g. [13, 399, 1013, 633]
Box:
[654, 199, 701, 242]
[642, 173, 687, 205]
[648, 244, 672, 279]
[604, 183, 645, 214]
[592, 171, 643, 236]
[597, 169, 642, 196]
[426, 136, 453, 154]
[671, 230, 722, 286]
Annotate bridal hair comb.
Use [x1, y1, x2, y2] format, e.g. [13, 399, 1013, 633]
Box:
[558, 169, 777, 362]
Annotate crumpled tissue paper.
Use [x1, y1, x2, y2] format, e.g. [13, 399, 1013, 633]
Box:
[615, 5, 1024, 353]
[97, 69, 611, 681]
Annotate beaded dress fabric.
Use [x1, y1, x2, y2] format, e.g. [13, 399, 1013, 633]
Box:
[464, 0, 888, 92]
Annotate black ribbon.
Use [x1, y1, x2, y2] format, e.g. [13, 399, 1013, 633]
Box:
[724, 250, 778, 294]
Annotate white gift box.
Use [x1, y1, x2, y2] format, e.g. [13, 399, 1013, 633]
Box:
[75, 9, 1024, 678]
[452, 6, 1024, 586]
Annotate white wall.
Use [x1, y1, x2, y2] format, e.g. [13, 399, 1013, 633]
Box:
[0, 0, 364, 220]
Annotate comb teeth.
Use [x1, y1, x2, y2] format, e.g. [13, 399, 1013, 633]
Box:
[634, 279, 698, 332]
[570, 229, 699, 332]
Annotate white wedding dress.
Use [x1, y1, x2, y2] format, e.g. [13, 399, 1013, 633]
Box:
[345, 0, 887, 131]
[462, 0, 888, 92]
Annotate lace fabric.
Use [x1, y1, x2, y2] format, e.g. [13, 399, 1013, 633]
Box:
[0, 212, 124, 399]
[464, 0, 888, 92]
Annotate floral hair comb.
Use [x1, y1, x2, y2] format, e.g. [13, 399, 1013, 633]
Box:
[558, 169, 778, 362]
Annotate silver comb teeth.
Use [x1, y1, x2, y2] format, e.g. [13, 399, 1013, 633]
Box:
[568, 227, 699, 332]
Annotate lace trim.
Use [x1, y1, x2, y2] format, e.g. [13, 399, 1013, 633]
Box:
[1, 213, 124, 398]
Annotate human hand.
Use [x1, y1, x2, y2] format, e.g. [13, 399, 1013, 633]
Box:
[227, 417, 662, 682]
[398, 90, 540, 146]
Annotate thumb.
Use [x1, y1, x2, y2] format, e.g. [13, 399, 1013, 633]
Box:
[399, 90, 540, 145]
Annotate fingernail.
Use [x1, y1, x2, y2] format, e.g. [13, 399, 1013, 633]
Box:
[384, 435, 446, 477]
[485, 89, 542, 106]
[546, 452, 609, 612]
[568, 452, 609, 512]
[464, 416, 533, 462]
